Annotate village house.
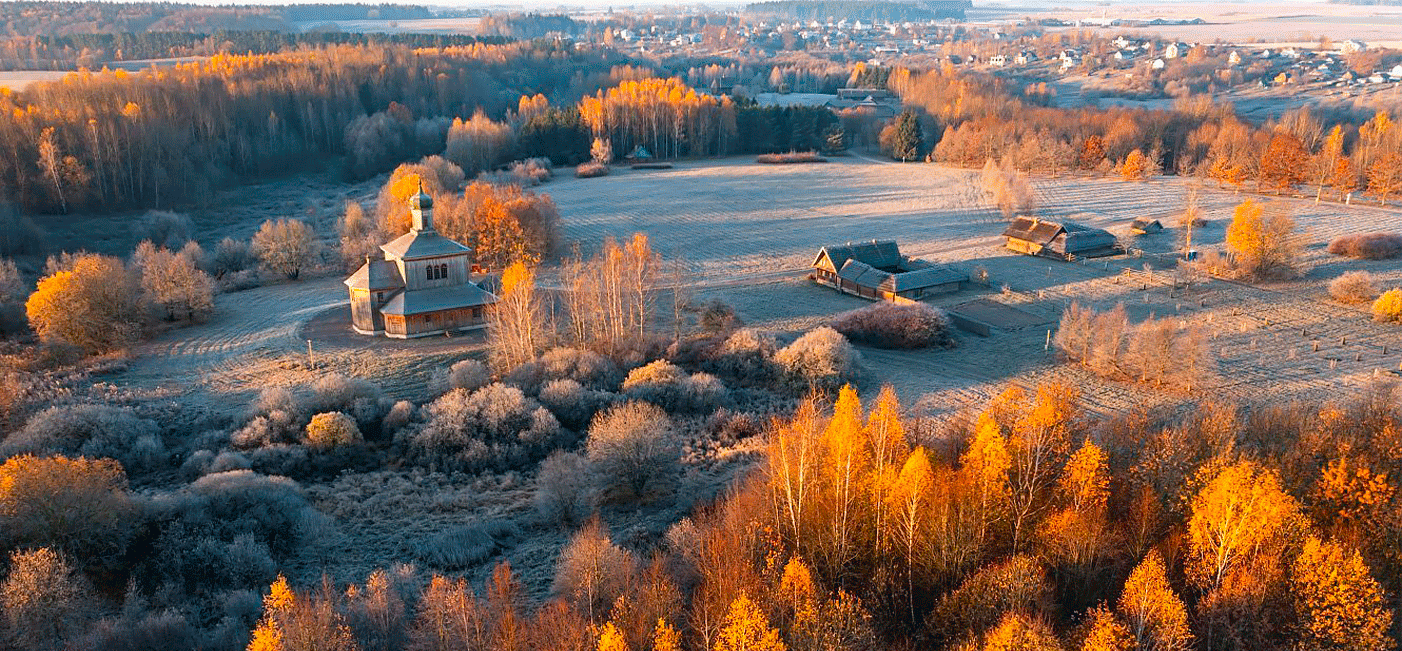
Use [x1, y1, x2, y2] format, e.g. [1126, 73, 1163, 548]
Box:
[1002, 217, 1119, 259]
[811, 240, 967, 302]
[344, 185, 497, 338]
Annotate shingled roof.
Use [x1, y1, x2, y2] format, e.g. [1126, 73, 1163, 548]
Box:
[379, 284, 497, 316]
[837, 259, 965, 293]
[1002, 217, 1064, 245]
[381, 230, 473, 261]
[815, 240, 902, 271]
[343, 259, 405, 291]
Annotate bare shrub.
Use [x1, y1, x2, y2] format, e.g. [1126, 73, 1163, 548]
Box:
[585, 401, 679, 500]
[982, 157, 1036, 219]
[538, 379, 616, 430]
[1327, 233, 1402, 260]
[404, 383, 563, 472]
[430, 359, 490, 396]
[756, 151, 827, 164]
[1329, 271, 1377, 304]
[307, 373, 384, 426]
[250, 218, 317, 280]
[1055, 302, 1215, 391]
[535, 451, 597, 527]
[0, 455, 138, 566]
[1, 404, 165, 472]
[575, 161, 610, 178]
[73, 609, 199, 651]
[132, 210, 193, 249]
[445, 111, 516, 177]
[480, 157, 553, 186]
[1, 548, 96, 651]
[507, 347, 622, 394]
[419, 520, 518, 569]
[774, 326, 862, 391]
[831, 302, 955, 349]
[698, 299, 742, 334]
[381, 400, 416, 436]
[553, 517, 637, 622]
[1373, 288, 1402, 323]
[211, 237, 252, 276]
[304, 412, 363, 450]
[621, 360, 729, 413]
[700, 328, 779, 384]
[133, 241, 214, 322]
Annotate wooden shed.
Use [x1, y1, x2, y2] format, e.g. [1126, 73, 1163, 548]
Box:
[813, 241, 967, 301]
[1002, 217, 1118, 259]
[1130, 218, 1163, 235]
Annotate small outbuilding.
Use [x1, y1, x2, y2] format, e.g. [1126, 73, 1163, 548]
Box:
[812, 240, 967, 301]
[1002, 216, 1118, 259]
[1130, 218, 1163, 235]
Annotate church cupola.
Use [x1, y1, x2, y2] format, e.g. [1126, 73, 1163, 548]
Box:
[410, 179, 434, 232]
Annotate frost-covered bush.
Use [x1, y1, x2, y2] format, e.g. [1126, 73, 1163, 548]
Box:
[1327, 233, 1402, 260]
[251, 386, 299, 419]
[537, 379, 616, 430]
[621, 360, 729, 413]
[307, 373, 384, 426]
[231, 409, 300, 449]
[304, 412, 363, 450]
[211, 237, 252, 276]
[831, 302, 955, 349]
[429, 359, 490, 395]
[209, 451, 252, 473]
[246, 444, 311, 477]
[701, 328, 779, 384]
[1329, 271, 1377, 304]
[534, 451, 596, 527]
[552, 518, 636, 618]
[575, 161, 609, 178]
[381, 400, 416, 435]
[507, 347, 622, 394]
[133, 210, 193, 249]
[774, 326, 862, 391]
[140, 471, 319, 598]
[73, 609, 200, 651]
[698, 299, 742, 334]
[417, 520, 518, 569]
[1, 404, 165, 472]
[0, 455, 139, 567]
[401, 384, 563, 472]
[585, 401, 679, 500]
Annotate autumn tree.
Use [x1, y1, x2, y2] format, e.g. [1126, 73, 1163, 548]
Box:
[1258, 132, 1309, 194]
[251, 218, 317, 280]
[560, 234, 660, 355]
[1186, 461, 1303, 594]
[1, 548, 95, 651]
[134, 240, 214, 321]
[1314, 125, 1351, 202]
[25, 253, 141, 353]
[1078, 605, 1133, 651]
[248, 575, 359, 651]
[488, 261, 547, 372]
[1118, 551, 1193, 651]
[445, 111, 516, 176]
[1079, 135, 1108, 170]
[1121, 149, 1147, 181]
[982, 613, 1062, 651]
[0, 455, 138, 564]
[1366, 151, 1402, 205]
[1289, 536, 1392, 651]
[1224, 199, 1300, 278]
[714, 592, 786, 651]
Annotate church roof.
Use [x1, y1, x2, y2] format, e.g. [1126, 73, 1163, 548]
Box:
[343, 259, 405, 290]
[381, 229, 473, 261]
[379, 283, 497, 316]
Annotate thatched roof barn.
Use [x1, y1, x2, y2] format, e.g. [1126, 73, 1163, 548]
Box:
[1002, 217, 1118, 259]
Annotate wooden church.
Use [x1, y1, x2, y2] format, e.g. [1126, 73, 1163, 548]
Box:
[344, 184, 497, 338]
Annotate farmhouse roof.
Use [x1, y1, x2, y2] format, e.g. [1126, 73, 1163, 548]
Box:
[815, 239, 901, 271]
[379, 284, 497, 316]
[381, 230, 473, 261]
[1002, 216, 1064, 245]
[343, 258, 405, 291]
[882, 265, 967, 291]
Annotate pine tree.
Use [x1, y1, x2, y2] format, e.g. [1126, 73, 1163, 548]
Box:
[884, 110, 923, 162]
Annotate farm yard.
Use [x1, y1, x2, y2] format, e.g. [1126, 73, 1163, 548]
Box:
[101, 156, 1402, 429]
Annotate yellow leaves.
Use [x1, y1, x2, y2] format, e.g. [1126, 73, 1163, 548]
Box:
[1224, 199, 1298, 277]
[500, 261, 535, 298]
[714, 592, 786, 651]
[248, 575, 294, 651]
[864, 385, 908, 470]
[246, 618, 285, 651]
[1121, 149, 1146, 181]
[265, 575, 295, 613]
[1077, 605, 1132, 651]
[597, 621, 629, 651]
[982, 613, 1061, 651]
[1186, 461, 1303, 592]
[1060, 439, 1109, 514]
[778, 557, 817, 608]
[652, 619, 681, 651]
[1118, 551, 1193, 651]
[1290, 536, 1392, 651]
[961, 413, 1011, 497]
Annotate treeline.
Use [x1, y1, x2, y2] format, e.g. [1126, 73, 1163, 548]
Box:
[1, 30, 507, 69]
[0, 2, 449, 37]
[479, 13, 584, 39]
[744, 0, 969, 21]
[890, 65, 1402, 205]
[0, 41, 627, 215]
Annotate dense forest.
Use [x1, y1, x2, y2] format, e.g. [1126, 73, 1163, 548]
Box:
[0, 2, 455, 37]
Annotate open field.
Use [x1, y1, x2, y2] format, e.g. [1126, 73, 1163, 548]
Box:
[99, 156, 1402, 429]
[0, 70, 66, 91]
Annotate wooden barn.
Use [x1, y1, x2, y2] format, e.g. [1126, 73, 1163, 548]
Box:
[1002, 217, 1118, 259]
[344, 185, 497, 338]
[812, 240, 967, 301]
[1130, 218, 1163, 235]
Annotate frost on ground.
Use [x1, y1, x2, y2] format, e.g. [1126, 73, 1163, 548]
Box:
[96, 156, 1402, 592]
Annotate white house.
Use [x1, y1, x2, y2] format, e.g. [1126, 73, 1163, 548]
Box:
[989, 54, 1007, 66]
[1342, 40, 1367, 54]
[1228, 50, 1242, 65]
[1151, 58, 1166, 70]
[1164, 42, 1183, 59]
